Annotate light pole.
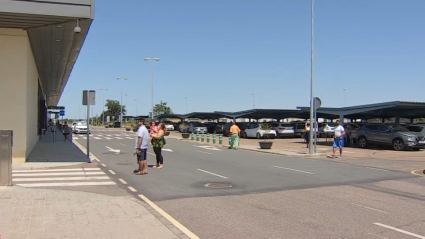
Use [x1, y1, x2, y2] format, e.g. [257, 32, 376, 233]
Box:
[308, 0, 315, 154]
[133, 97, 141, 117]
[99, 88, 108, 126]
[144, 58, 160, 119]
[184, 97, 187, 114]
[343, 89, 346, 107]
[116, 77, 127, 127]
[252, 93, 255, 109]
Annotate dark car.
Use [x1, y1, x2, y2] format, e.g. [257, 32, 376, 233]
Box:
[214, 123, 225, 134]
[222, 122, 248, 137]
[203, 122, 217, 133]
[113, 122, 121, 128]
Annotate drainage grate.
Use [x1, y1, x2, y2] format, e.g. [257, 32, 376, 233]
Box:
[204, 182, 233, 189]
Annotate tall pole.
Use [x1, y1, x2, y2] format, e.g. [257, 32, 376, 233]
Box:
[100, 88, 107, 126]
[134, 99, 138, 117]
[144, 58, 160, 119]
[309, 0, 315, 154]
[343, 89, 346, 107]
[116, 78, 127, 127]
[184, 97, 187, 114]
[86, 90, 90, 162]
[252, 93, 255, 109]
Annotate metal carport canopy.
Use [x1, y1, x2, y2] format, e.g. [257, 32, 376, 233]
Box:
[297, 101, 425, 119]
[156, 114, 185, 120]
[214, 109, 306, 119]
[182, 112, 227, 120]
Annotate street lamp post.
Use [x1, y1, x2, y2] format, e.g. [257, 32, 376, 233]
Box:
[184, 97, 187, 114]
[252, 93, 255, 109]
[309, 0, 315, 154]
[343, 89, 346, 107]
[116, 77, 127, 127]
[144, 58, 160, 119]
[99, 88, 108, 126]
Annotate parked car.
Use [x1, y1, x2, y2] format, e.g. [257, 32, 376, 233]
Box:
[356, 124, 425, 151]
[222, 122, 248, 137]
[113, 122, 121, 128]
[73, 122, 91, 134]
[214, 123, 225, 134]
[165, 124, 175, 131]
[344, 123, 361, 146]
[271, 123, 295, 138]
[291, 121, 318, 138]
[188, 122, 208, 134]
[406, 124, 425, 137]
[243, 123, 276, 139]
[203, 122, 217, 133]
[318, 122, 336, 138]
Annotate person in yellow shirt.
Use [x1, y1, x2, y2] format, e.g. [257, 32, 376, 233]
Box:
[229, 122, 241, 150]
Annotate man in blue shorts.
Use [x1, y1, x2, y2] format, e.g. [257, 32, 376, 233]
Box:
[135, 119, 149, 175]
[332, 120, 345, 158]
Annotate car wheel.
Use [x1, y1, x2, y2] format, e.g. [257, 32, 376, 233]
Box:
[243, 132, 248, 138]
[358, 137, 367, 148]
[256, 133, 261, 139]
[392, 139, 405, 151]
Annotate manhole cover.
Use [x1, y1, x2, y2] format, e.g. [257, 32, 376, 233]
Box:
[116, 163, 132, 165]
[204, 182, 233, 189]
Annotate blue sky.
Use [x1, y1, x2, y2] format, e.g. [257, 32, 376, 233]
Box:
[59, 0, 425, 119]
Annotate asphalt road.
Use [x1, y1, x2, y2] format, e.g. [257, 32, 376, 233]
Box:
[75, 129, 425, 239]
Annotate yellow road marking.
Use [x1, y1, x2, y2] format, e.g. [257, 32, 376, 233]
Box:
[108, 170, 116, 175]
[138, 194, 200, 239]
[118, 178, 128, 184]
[128, 186, 137, 192]
[411, 170, 425, 177]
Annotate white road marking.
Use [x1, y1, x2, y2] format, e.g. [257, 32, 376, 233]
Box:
[115, 137, 123, 139]
[120, 143, 127, 146]
[13, 172, 105, 177]
[108, 170, 116, 175]
[138, 194, 200, 239]
[193, 145, 221, 151]
[197, 168, 228, 179]
[147, 152, 155, 156]
[82, 137, 87, 139]
[162, 149, 173, 152]
[125, 137, 133, 139]
[93, 137, 101, 139]
[16, 181, 116, 187]
[351, 203, 388, 214]
[105, 146, 120, 154]
[13, 176, 110, 182]
[104, 137, 112, 140]
[73, 137, 79, 140]
[106, 135, 112, 137]
[118, 178, 128, 184]
[12, 168, 100, 173]
[128, 186, 137, 192]
[374, 223, 425, 239]
[365, 167, 389, 172]
[272, 165, 315, 175]
[101, 163, 107, 167]
[195, 150, 213, 155]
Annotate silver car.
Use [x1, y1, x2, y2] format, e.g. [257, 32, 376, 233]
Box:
[189, 122, 208, 134]
[356, 124, 425, 151]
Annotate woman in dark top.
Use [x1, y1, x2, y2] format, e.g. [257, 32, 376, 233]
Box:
[151, 123, 166, 169]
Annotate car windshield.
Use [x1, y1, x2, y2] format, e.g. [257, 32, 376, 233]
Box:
[387, 124, 410, 132]
[192, 122, 204, 127]
[326, 123, 337, 127]
[77, 122, 87, 126]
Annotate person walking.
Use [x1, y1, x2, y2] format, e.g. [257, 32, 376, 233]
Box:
[62, 122, 70, 141]
[331, 120, 345, 158]
[151, 123, 166, 169]
[228, 122, 240, 150]
[304, 122, 311, 148]
[135, 119, 149, 175]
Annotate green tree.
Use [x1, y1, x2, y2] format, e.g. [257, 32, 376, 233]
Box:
[105, 99, 126, 121]
[153, 101, 173, 117]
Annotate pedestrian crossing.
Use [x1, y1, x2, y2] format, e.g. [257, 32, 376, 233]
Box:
[73, 134, 134, 140]
[12, 167, 116, 188]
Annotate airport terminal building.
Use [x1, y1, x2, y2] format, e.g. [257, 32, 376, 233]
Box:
[0, 0, 94, 163]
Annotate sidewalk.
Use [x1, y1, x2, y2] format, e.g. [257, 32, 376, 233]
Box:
[0, 186, 181, 239]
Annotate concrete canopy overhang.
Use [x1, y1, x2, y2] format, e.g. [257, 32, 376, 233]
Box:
[0, 0, 95, 106]
[297, 101, 425, 119]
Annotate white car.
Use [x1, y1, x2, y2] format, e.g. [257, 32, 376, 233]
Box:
[189, 122, 208, 134]
[243, 123, 276, 139]
[318, 122, 336, 137]
[165, 124, 174, 131]
[272, 123, 295, 138]
[73, 122, 91, 134]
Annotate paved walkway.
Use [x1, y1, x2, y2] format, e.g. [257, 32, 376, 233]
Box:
[0, 186, 181, 239]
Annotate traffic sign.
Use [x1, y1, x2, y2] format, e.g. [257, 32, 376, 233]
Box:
[60, 110, 65, 116]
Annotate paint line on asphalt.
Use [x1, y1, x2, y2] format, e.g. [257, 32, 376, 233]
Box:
[138, 194, 200, 239]
[118, 178, 128, 184]
[120, 143, 127, 146]
[147, 152, 156, 156]
[115, 137, 123, 139]
[13, 176, 110, 182]
[195, 150, 213, 155]
[93, 137, 101, 139]
[272, 165, 315, 175]
[101, 164, 107, 167]
[364, 167, 389, 172]
[411, 170, 425, 177]
[128, 186, 137, 192]
[104, 137, 112, 140]
[12, 172, 105, 177]
[16, 181, 116, 187]
[108, 170, 116, 175]
[197, 168, 228, 179]
[351, 203, 388, 214]
[12, 168, 100, 173]
[374, 223, 425, 239]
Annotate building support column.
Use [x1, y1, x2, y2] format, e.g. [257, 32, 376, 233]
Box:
[395, 116, 400, 124]
[339, 115, 345, 125]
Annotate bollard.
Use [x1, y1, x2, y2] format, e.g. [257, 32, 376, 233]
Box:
[207, 133, 210, 143]
[219, 134, 223, 144]
[196, 132, 199, 141]
[191, 133, 194, 140]
[201, 133, 205, 142]
[213, 133, 216, 144]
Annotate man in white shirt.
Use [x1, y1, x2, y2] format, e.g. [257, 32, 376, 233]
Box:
[332, 120, 345, 158]
[135, 119, 149, 175]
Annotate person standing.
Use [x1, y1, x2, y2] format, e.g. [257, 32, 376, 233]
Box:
[151, 123, 166, 169]
[135, 119, 149, 175]
[150, 121, 158, 134]
[331, 120, 345, 158]
[62, 122, 70, 141]
[304, 123, 311, 148]
[228, 122, 240, 150]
